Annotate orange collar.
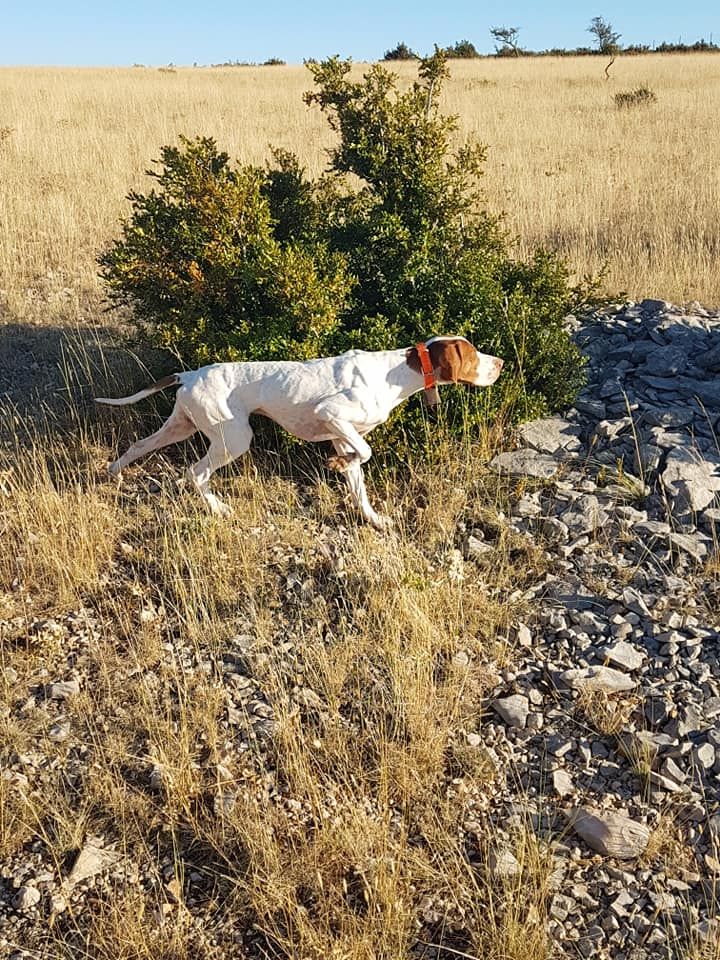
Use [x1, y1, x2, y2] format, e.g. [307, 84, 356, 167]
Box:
[416, 342, 439, 406]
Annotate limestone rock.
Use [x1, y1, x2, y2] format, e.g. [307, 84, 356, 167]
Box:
[567, 807, 650, 859]
[490, 449, 559, 479]
[66, 840, 123, 889]
[560, 666, 636, 694]
[491, 694, 529, 728]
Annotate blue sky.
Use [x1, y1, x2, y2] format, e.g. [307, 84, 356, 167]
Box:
[3, 1, 718, 66]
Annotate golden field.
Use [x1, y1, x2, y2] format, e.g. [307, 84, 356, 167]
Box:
[1, 52, 720, 321]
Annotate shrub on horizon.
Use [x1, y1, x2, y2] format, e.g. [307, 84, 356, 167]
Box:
[383, 42, 418, 61]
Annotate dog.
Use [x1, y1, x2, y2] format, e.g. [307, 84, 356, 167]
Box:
[96, 336, 503, 529]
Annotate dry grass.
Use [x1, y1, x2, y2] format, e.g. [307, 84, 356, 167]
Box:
[1, 54, 719, 321]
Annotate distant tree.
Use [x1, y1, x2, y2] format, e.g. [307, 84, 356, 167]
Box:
[588, 16, 621, 78]
[444, 40, 480, 58]
[263, 57, 286, 66]
[383, 41, 418, 61]
[490, 26, 521, 57]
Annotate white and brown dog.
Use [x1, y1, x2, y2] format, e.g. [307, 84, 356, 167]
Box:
[97, 336, 503, 529]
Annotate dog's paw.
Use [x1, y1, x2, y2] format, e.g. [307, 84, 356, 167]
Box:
[108, 461, 122, 479]
[327, 455, 353, 473]
[205, 495, 233, 518]
[369, 513, 394, 532]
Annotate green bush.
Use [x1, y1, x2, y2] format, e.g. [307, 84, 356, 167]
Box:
[101, 50, 590, 456]
[100, 137, 352, 365]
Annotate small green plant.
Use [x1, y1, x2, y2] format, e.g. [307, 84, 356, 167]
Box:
[614, 85, 658, 108]
[101, 50, 591, 458]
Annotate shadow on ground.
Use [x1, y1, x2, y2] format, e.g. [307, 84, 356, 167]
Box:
[0, 319, 338, 494]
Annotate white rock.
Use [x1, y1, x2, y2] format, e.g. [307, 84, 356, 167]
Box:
[490, 449, 559, 479]
[48, 721, 71, 742]
[66, 840, 123, 889]
[560, 666, 636, 694]
[567, 807, 650, 859]
[12, 885, 41, 911]
[489, 846, 520, 878]
[46, 679, 81, 700]
[491, 694, 529, 728]
[661, 447, 720, 513]
[598, 641, 646, 672]
[552, 768, 574, 797]
[695, 743, 716, 769]
[516, 417, 582, 456]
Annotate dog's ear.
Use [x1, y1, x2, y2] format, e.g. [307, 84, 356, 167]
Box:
[405, 345, 421, 373]
[428, 339, 477, 383]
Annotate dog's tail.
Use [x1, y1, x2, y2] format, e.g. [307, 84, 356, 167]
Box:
[95, 373, 181, 407]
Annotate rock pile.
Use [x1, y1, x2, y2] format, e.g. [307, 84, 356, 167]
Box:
[482, 298, 720, 957]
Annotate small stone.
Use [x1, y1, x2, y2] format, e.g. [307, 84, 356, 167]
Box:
[697, 919, 720, 943]
[662, 447, 720, 514]
[489, 847, 520, 878]
[560, 666, 636, 694]
[49, 892, 67, 914]
[66, 840, 123, 888]
[48, 721, 70, 742]
[677, 705, 704, 737]
[547, 735, 574, 758]
[466, 534, 493, 559]
[46, 680, 80, 700]
[552, 769, 574, 797]
[660, 757, 686, 785]
[516, 417, 582, 456]
[695, 743, 715, 769]
[490, 449, 559, 479]
[610, 889, 634, 917]
[567, 807, 650, 859]
[668, 532, 709, 563]
[12, 885, 41, 912]
[617, 730, 676, 765]
[213, 791, 237, 818]
[149, 764, 167, 792]
[491, 694, 529, 728]
[598, 641, 646, 672]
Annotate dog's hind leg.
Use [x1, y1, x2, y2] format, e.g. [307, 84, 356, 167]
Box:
[109, 409, 197, 476]
[187, 419, 253, 517]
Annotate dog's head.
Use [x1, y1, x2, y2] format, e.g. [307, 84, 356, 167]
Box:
[407, 336, 503, 387]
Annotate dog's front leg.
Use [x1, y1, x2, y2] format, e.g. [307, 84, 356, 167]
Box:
[329, 439, 392, 530]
